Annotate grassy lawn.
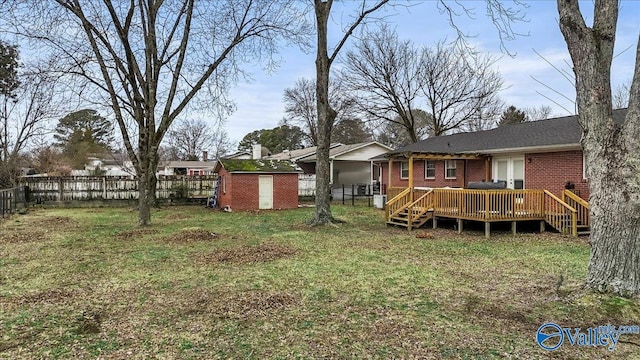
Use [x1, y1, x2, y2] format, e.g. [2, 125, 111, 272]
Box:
[1, 205, 639, 359]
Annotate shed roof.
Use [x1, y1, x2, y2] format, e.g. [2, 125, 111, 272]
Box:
[215, 159, 300, 173]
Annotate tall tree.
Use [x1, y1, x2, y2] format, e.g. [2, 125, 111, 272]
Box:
[331, 118, 373, 144]
[53, 109, 114, 168]
[558, 0, 640, 296]
[498, 105, 526, 126]
[283, 77, 356, 145]
[237, 124, 306, 154]
[5, 1, 310, 225]
[312, 0, 390, 225]
[420, 41, 504, 135]
[341, 25, 424, 142]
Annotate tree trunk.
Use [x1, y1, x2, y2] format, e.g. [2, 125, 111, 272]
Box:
[310, 0, 337, 225]
[558, 0, 640, 297]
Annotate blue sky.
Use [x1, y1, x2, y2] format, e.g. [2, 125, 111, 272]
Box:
[224, 0, 640, 144]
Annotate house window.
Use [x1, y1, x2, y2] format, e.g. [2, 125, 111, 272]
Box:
[400, 161, 409, 179]
[425, 160, 435, 179]
[445, 160, 457, 179]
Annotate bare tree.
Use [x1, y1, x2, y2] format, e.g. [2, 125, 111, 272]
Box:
[312, 0, 391, 225]
[341, 25, 426, 143]
[4, 1, 310, 225]
[612, 80, 631, 110]
[420, 41, 504, 135]
[165, 118, 222, 161]
[524, 105, 553, 121]
[1, 61, 60, 187]
[558, 0, 640, 296]
[283, 77, 356, 146]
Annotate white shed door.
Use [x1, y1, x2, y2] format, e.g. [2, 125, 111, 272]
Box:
[258, 175, 274, 209]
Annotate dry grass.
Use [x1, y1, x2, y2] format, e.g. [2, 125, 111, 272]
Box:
[1, 206, 639, 359]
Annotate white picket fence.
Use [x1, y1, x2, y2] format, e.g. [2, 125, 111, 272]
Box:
[19, 176, 217, 201]
[20, 174, 316, 201]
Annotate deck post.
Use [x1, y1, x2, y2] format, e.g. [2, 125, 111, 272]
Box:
[485, 222, 490, 238]
[433, 216, 438, 229]
[457, 218, 463, 234]
[511, 221, 517, 235]
[540, 220, 545, 233]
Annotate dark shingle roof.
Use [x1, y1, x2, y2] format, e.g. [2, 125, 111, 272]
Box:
[215, 159, 299, 173]
[389, 108, 627, 155]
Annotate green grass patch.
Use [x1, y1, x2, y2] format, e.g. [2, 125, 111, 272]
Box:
[1, 205, 639, 358]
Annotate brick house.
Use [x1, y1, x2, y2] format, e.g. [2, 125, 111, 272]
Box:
[214, 159, 300, 211]
[379, 108, 628, 200]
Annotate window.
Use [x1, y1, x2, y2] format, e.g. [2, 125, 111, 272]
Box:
[445, 160, 457, 179]
[425, 160, 436, 179]
[400, 161, 409, 179]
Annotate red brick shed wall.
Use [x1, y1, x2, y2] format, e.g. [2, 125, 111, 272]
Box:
[524, 150, 588, 199]
[216, 168, 299, 211]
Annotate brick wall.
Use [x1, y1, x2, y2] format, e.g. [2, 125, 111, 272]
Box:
[216, 168, 299, 210]
[524, 150, 588, 199]
[380, 151, 589, 200]
[217, 167, 233, 208]
[380, 159, 487, 189]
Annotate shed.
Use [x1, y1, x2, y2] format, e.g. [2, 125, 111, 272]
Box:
[214, 159, 300, 211]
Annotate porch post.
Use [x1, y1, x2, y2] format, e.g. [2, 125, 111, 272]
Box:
[388, 159, 393, 190]
[462, 159, 467, 188]
[408, 155, 414, 203]
[329, 159, 334, 185]
[484, 156, 490, 182]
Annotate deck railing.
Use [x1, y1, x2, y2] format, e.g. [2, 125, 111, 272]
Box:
[432, 188, 545, 221]
[406, 189, 434, 227]
[544, 190, 577, 236]
[385, 187, 412, 221]
[386, 187, 581, 236]
[562, 189, 590, 229]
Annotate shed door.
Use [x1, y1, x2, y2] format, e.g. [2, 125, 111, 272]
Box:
[258, 175, 274, 209]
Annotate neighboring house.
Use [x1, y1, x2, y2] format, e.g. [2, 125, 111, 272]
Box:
[72, 156, 136, 177]
[157, 160, 216, 176]
[214, 159, 300, 211]
[292, 141, 393, 194]
[379, 108, 628, 200]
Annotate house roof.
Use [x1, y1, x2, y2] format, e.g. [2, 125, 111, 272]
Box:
[298, 141, 393, 161]
[162, 161, 216, 169]
[388, 108, 628, 156]
[214, 159, 300, 173]
[266, 143, 343, 161]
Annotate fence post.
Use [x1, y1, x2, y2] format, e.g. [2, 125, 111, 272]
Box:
[58, 177, 64, 201]
[351, 184, 355, 206]
[368, 185, 371, 207]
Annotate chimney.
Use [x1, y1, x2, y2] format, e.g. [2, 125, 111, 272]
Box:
[252, 144, 262, 160]
[202, 151, 208, 162]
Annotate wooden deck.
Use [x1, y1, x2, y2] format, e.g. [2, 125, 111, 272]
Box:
[385, 187, 590, 237]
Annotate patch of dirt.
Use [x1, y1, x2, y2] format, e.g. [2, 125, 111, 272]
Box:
[164, 213, 192, 221]
[0, 230, 49, 244]
[74, 308, 103, 334]
[182, 290, 299, 319]
[39, 216, 78, 228]
[116, 228, 159, 240]
[12, 288, 80, 306]
[200, 243, 297, 264]
[415, 231, 435, 239]
[162, 229, 221, 243]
